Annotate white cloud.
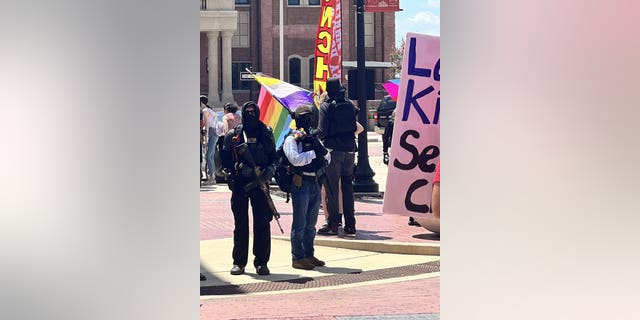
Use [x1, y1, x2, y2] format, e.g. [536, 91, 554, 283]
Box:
[426, 0, 440, 8]
[395, 2, 440, 46]
[408, 11, 440, 26]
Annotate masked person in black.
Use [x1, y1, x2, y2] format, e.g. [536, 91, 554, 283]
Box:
[382, 109, 395, 166]
[317, 77, 360, 237]
[283, 104, 328, 270]
[220, 101, 278, 276]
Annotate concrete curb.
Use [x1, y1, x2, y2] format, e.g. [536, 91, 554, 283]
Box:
[273, 236, 440, 256]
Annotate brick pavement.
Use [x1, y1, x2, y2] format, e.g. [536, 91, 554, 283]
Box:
[200, 277, 439, 320]
[200, 189, 438, 244]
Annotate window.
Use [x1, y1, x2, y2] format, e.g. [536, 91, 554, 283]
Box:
[289, 58, 301, 86]
[232, 63, 252, 90]
[355, 12, 375, 47]
[289, 0, 320, 6]
[232, 11, 250, 48]
[308, 58, 315, 90]
[235, 0, 250, 4]
[289, 55, 315, 89]
[364, 12, 374, 47]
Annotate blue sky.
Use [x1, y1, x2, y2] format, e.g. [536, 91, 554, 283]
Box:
[394, 0, 440, 47]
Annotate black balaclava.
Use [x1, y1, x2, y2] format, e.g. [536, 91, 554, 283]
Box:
[294, 104, 316, 133]
[242, 101, 261, 134]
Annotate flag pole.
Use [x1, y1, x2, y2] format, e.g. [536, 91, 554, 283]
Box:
[353, 0, 379, 193]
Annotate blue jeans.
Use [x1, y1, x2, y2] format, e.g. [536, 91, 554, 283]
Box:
[206, 132, 218, 177]
[290, 178, 321, 261]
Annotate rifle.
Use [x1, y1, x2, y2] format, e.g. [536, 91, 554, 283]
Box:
[234, 141, 284, 234]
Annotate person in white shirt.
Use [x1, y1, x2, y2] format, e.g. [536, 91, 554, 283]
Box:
[201, 96, 219, 183]
[283, 104, 329, 270]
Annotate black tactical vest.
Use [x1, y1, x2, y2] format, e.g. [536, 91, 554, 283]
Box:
[327, 99, 357, 136]
[324, 98, 357, 151]
[233, 125, 271, 167]
[297, 136, 325, 174]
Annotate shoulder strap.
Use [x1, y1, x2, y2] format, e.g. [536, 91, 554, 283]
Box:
[233, 125, 243, 139]
[330, 99, 338, 110]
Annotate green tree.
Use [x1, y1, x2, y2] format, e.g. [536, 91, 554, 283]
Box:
[389, 38, 405, 79]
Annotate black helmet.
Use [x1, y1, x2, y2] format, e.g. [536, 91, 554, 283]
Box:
[293, 104, 316, 131]
[325, 77, 345, 98]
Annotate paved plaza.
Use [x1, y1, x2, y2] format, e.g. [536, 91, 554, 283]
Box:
[200, 133, 440, 320]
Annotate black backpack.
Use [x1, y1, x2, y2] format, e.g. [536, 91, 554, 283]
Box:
[274, 143, 294, 202]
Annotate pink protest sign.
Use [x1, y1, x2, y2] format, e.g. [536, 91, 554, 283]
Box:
[383, 33, 440, 216]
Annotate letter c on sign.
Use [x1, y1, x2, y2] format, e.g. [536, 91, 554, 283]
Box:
[404, 179, 430, 213]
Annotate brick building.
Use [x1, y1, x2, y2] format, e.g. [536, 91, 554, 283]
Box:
[200, 0, 395, 108]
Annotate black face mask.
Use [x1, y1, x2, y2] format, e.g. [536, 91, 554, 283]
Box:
[296, 113, 313, 133]
[242, 102, 261, 132]
[243, 111, 259, 130]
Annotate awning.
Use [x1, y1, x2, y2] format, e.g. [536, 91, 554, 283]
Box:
[342, 61, 396, 69]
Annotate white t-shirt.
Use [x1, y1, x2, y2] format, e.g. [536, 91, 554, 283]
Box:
[204, 107, 217, 129]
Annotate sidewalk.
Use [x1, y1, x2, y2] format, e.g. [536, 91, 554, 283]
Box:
[200, 137, 440, 319]
[201, 254, 439, 320]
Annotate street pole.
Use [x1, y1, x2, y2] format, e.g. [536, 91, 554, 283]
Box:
[353, 0, 379, 193]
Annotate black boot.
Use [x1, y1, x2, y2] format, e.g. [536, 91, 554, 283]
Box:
[408, 216, 421, 226]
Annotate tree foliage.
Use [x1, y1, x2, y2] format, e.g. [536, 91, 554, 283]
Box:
[389, 38, 405, 79]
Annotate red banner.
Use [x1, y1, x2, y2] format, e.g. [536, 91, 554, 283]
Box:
[365, 0, 400, 12]
[313, 0, 342, 98]
[329, 0, 342, 81]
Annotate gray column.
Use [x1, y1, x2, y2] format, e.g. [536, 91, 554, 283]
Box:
[207, 31, 220, 107]
[221, 30, 234, 105]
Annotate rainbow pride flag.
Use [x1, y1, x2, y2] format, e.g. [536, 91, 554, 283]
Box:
[253, 74, 316, 148]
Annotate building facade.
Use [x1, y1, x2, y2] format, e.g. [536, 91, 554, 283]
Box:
[200, 0, 395, 108]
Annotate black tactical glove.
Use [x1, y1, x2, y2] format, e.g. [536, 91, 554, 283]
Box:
[309, 135, 321, 148]
[316, 145, 328, 158]
[310, 136, 327, 157]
